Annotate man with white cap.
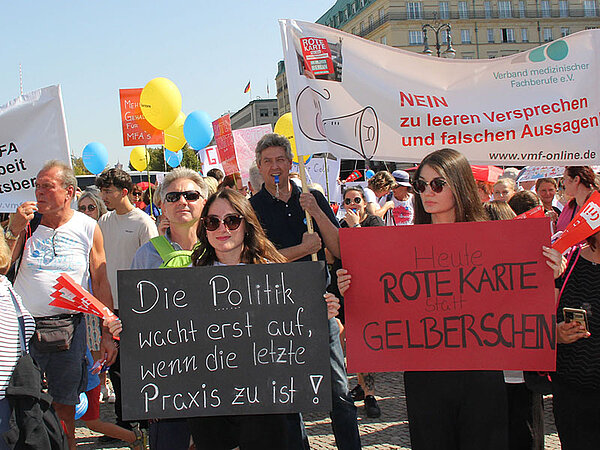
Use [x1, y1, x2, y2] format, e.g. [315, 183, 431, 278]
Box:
[389, 170, 414, 226]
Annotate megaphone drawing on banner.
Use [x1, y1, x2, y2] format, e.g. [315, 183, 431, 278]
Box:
[295, 86, 379, 160]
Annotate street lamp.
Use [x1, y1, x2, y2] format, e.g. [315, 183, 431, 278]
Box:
[422, 23, 456, 58]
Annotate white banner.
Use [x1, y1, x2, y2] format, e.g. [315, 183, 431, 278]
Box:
[199, 145, 224, 176]
[0, 85, 71, 212]
[280, 20, 600, 166]
[292, 156, 341, 203]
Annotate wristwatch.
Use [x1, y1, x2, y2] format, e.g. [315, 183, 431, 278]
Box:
[4, 228, 18, 240]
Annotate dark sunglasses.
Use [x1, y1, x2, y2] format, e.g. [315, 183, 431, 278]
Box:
[344, 197, 362, 205]
[412, 177, 448, 194]
[203, 214, 244, 232]
[164, 190, 202, 203]
[132, 192, 142, 197]
[78, 204, 97, 212]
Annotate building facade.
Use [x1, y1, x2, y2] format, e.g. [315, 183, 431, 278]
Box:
[276, 0, 599, 107]
[230, 98, 279, 130]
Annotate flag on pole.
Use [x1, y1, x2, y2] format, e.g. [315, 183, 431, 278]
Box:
[243, 81, 251, 93]
[266, 83, 270, 96]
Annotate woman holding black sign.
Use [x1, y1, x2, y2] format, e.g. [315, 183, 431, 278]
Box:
[337, 148, 565, 450]
[189, 188, 340, 450]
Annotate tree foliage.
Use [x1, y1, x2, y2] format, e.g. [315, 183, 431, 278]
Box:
[127, 146, 201, 173]
[71, 156, 92, 175]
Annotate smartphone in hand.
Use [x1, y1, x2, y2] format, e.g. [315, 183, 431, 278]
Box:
[563, 307, 589, 333]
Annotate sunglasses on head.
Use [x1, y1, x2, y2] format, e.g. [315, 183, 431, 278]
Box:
[78, 204, 97, 212]
[412, 177, 448, 194]
[344, 197, 362, 205]
[164, 190, 202, 203]
[203, 214, 244, 232]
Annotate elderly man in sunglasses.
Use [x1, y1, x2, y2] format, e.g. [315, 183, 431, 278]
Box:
[95, 168, 158, 439]
[130, 167, 208, 449]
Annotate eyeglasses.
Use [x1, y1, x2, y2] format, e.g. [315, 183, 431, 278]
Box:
[132, 192, 142, 197]
[164, 190, 202, 203]
[203, 214, 244, 232]
[78, 204, 97, 213]
[344, 197, 362, 205]
[412, 177, 448, 194]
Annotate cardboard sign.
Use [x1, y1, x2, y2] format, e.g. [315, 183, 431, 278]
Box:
[553, 190, 600, 253]
[300, 37, 334, 76]
[212, 115, 238, 175]
[119, 89, 164, 147]
[232, 124, 272, 184]
[340, 219, 556, 372]
[118, 262, 332, 420]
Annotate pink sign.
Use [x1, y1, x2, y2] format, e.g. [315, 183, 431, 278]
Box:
[233, 124, 272, 184]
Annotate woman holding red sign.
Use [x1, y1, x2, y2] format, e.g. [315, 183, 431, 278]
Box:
[338, 148, 565, 450]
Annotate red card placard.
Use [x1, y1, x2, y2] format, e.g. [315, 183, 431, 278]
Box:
[212, 115, 239, 175]
[300, 37, 334, 76]
[119, 88, 164, 147]
[340, 218, 556, 372]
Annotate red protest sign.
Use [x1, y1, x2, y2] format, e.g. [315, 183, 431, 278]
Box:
[212, 115, 239, 175]
[553, 191, 600, 253]
[119, 89, 164, 147]
[340, 218, 556, 373]
[300, 37, 334, 76]
[515, 205, 546, 220]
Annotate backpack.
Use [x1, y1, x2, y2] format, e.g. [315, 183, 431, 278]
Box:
[150, 236, 195, 268]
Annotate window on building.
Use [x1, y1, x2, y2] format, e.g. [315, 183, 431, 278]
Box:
[344, 10, 349, 20]
[501, 28, 515, 42]
[458, 1, 469, 18]
[561, 27, 570, 36]
[484, 1, 492, 18]
[462, 53, 474, 59]
[409, 30, 424, 45]
[584, 0, 597, 16]
[439, 1, 450, 18]
[407, 2, 423, 19]
[498, 1, 512, 18]
[487, 28, 494, 43]
[379, 7, 385, 20]
[273, 108, 278, 116]
[541, 0, 551, 17]
[360, 21, 365, 32]
[519, 1, 526, 17]
[259, 109, 268, 117]
[369, 15, 374, 27]
[461, 29, 471, 43]
[521, 28, 529, 42]
[380, 35, 387, 44]
[352, 27, 357, 34]
[352, 3, 357, 13]
[543, 27, 553, 41]
[360, 0, 365, 7]
[559, 0, 569, 17]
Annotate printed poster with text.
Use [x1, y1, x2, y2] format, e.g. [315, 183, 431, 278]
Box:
[0, 85, 71, 212]
[280, 20, 600, 165]
[119, 89, 164, 147]
[340, 218, 556, 372]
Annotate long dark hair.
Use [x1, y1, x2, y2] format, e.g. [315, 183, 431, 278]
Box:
[565, 166, 597, 208]
[413, 148, 487, 224]
[191, 189, 286, 266]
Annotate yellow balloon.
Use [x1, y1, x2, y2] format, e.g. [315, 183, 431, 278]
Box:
[274, 113, 311, 164]
[164, 111, 187, 152]
[130, 146, 149, 171]
[140, 77, 182, 130]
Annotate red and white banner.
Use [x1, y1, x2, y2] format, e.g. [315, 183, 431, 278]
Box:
[280, 20, 600, 165]
[553, 191, 600, 253]
[212, 115, 238, 175]
[340, 219, 556, 372]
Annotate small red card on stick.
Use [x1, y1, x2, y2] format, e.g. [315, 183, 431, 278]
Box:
[50, 273, 118, 323]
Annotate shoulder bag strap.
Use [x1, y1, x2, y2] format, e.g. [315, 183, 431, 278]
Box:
[150, 236, 176, 263]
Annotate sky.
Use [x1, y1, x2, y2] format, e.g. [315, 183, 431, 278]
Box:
[0, 1, 331, 166]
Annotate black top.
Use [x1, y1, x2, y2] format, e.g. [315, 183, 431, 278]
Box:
[556, 250, 600, 390]
[250, 183, 339, 262]
[340, 214, 384, 228]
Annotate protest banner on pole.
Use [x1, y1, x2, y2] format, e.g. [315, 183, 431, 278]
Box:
[232, 124, 272, 184]
[340, 218, 556, 372]
[119, 89, 164, 147]
[280, 20, 600, 166]
[117, 262, 332, 420]
[213, 115, 238, 175]
[0, 85, 71, 212]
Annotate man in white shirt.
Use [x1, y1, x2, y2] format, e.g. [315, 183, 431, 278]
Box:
[5, 160, 117, 450]
[389, 170, 415, 226]
[95, 168, 158, 433]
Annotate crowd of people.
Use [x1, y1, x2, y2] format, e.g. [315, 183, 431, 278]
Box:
[0, 134, 596, 450]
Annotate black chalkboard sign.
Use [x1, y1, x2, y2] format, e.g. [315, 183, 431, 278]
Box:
[117, 261, 332, 420]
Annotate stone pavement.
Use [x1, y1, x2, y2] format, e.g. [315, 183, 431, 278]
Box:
[75, 372, 562, 449]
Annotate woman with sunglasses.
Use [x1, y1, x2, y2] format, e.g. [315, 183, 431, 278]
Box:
[131, 167, 208, 449]
[188, 188, 340, 450]
[339, 186, 384, 418]
[338, 148, 565, 450]
[77, 189, 108, 222]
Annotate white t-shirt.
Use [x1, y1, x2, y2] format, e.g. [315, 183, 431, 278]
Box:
[99, 208, 158, 308]
[390, 194, 414, 226]
[14, 211, 96, 317]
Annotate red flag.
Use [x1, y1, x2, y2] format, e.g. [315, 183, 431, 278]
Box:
[243, 81, 250, 93]
[553, 191, 600, 253]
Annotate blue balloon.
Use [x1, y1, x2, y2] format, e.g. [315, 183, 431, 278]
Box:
[75, 392, 88, 420]
[183, 111, 214, 150]
[82, 142, 109, 175]
[365, 169, 375, 180]
[165, 149, 183, 168]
